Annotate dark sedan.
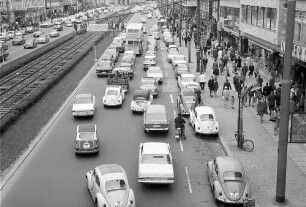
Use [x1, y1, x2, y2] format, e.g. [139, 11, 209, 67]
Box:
[12, 36, 26, 45]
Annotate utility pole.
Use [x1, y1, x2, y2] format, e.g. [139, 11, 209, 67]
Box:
[6, 0, 10, 29]
[172, 0, 175, 37]
[179, 0, 182, 46]
[50, 0, 52, 23]
[276, 0, 296, 203]
[196, 0, 201, 72]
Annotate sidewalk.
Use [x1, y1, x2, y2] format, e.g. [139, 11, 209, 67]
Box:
[173, 36, 306, 207]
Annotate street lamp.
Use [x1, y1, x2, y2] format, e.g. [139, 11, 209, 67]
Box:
[196, 0, 201, 72]
[236, 80, 244, 148]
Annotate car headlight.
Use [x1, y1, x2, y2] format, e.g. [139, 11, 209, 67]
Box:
[103, 97, 106, 103]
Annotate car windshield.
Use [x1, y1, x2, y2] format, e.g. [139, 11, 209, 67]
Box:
[184, 96, 195, 103]
[99, 61, 111, 68]
[223, 171, 243, 182]
[75, 97, 92, 104]
[169, 48, 178, 53]
[148, 69, 161, 74]
[105, 179, 126, 192]
[141, 154, 171, 164]
[199, 114, 214, 121]
[141, 81, 154, 86]
[182, 77, 194, 82]
[134, 95, 148, 101]
[79, 132, 95, 140]
[121, 62, 131, 67]
[107, 90, 119, 96]
[145, 58, 155, 62]
[177, 64, 188, 70]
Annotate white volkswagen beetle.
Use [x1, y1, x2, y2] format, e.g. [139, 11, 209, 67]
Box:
[86, 164, 136, 207]
[189, 106, 219, 135]
[138, 142, 174, 184]
[103, 86, 125, 107]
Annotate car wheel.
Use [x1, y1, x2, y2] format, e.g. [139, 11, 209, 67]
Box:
[144, 129, 148, 133]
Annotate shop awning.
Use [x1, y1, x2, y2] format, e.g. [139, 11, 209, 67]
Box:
[223, 27, 240, 37]
[243, 33, 281, 53]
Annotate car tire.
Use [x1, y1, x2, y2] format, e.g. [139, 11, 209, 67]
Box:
[144, 129, 148, 133]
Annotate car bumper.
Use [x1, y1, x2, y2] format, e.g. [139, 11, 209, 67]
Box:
[216, 196, 246, 204]
[75, 147, 99, 154]
[196, 130, 219, 135]
[72, 111, 94, 116]
[96, 70, 112, 75]
[138, 177, 174, 184]
[144, 126, 169, 132]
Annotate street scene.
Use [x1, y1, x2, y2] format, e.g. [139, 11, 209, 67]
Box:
[0, 0, 306, 207]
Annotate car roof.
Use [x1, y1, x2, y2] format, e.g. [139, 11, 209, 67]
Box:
[148, 67, 161, 71]
[142, 142, 169, 155]
[216, 156, 244, 175]
[142, 77, 156, 82]
[106, 85, 121, 90]
[76, 93, 92, 99]
[168, 45, 177, 48]
[146, 104, 166, 113]
[195, 106, 215, 115]
[181, 89, 197, 97]
[175, 60, 188, 64]
[181, 73, 195, 78]
[134, 89, 150, 97]
[97, 164, 124, 176]
[78, 124, 96, 133]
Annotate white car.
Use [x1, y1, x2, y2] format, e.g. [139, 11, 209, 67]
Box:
[103, 86, 125, 107]
[147, 67, 163, 84]
[143, 55, 156, 70]
[140, 77, 158, 96]
[49, 29, 60, 37]
[131, 89, 153, 112]
[172, 54, 186, 68]
[138, 142, 174, 184]
[177, 73, 199, 89]
[72, 94, 96, 117]
[86, 164, 136, 207]
[189, 106, 219, 135]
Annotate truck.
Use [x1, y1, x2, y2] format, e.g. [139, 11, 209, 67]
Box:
[125, 23, 143, 55]
[106, 70, 130, 92]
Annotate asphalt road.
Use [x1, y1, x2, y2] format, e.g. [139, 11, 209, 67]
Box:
[1, 13, 225, 207]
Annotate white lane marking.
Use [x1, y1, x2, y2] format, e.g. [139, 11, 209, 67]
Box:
[179, 140, 184, 151]
[173, 110, 177, 118]
[10, 50, 17, 54]
[185, 167, 193, 193]
[165, 71, 168, 77]
[169, 93, 173, 103]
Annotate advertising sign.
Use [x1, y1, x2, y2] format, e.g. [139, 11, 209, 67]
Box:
[290, 113, 306, 143]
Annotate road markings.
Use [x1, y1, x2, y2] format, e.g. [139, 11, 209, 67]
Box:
[169, 93, 173, 103]
[185, 167, 193, 193]
[173, 110, 176, 118]
[10, 50, 16, 54]
[165, 71, 168, 77]
[179, 140, 184, 151]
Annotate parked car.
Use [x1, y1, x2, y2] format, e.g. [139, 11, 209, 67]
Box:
[72, 93, 96, 117]
[12, 36, 26, 45]
[147, 67, 163, 84]
[101, 53, 115, 63]
[145, 50, 156, 58]
[177, 88, 198, 116]
[123, 50, 136, 64]
[138, 142, 174, 184]
[143, 104, 169, 133]
[167, 45, 179, 63]
[75, 124, 99, 155]
[49, 29, 60, 37]
[0, 33, 10, 41]
[143, 55, 156, 71]
[112, 37, 125, 52]
[172, 54, 186, 68]
[207, 156, 251, 204]
[26, 26, 35, 33]
[140, 77, 158, 97]
[33, 30, 44, 37]
[189, 106, 219, 135]
[177, 73, 199, 89]
[53, 23, 63, 31]
[86, 164, 136, 207]
[7, 31, 15, 39]
[103, 85, 125, 107]
[96, 60, 114, 76]
[40, 22, 53, 28]
[37, 34, 49, 44]
[24, 38, 38, 49]
[105, 48, 119, 62]
[175, 62, 190, 79]
[122, 55, 135, 66]
[131, 89, 153, 113]
[0, 40, 9, 50]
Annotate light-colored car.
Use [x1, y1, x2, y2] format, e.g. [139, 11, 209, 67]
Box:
[75, 124, 99, 155]
[189, 106, 219, 135]
[145, 50, 156, 58]
[101, 53, 115, 63]
[37, 34, 50, 44]
[72, 93, 96, 117]
[120, 61, 134, 79]
[177, 88, 198, 116]
[7, 31, 15, 39]
[112, 36, 125, 52]
[26, 26, 35, 33]
[207, 156, 251, 204]
[167, 46, 179, 63]
[24, 38, 38, 49]
[0, 33, 10, 41]
[143, 104, 169, 133]
[12, 36, 26, 45]
[96, 60, 114, 76]
[105, 48, 119, 62]
[131, 89, 153, 112]
[138, 142, 174, 184]
[140, 77, 158, 96]
[86, 164, 136, 207]
[103, 85, 125, 107]
[49, 29, 60, 37]
[175, 61, 190, 79]
[33, 30, 43, 37]
[143, 55, 156, 70]
[147, 67, 163, 84]
[177, 73, 199, 89]
[40, 22, 53, 28]
[119, 32, 127, 43]
[172, 54, 186, 68]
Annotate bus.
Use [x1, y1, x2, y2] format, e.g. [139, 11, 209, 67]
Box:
[125, 23, 143, 55]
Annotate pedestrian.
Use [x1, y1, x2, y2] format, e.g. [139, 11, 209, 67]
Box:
[224, 64, 230, 78]
[297, 92, 305, 112]
[219, 58, 224, 75]
[231, 95, 235, 109]
[268, 91, 276, 116]
[198, 72, 206, 91]
[223, 79, 232, 90]
[222, 86, 231, 108]
[212, 60, 220, 79]
[241, 63, 248, 77]
[254, 60, 259, 78]
[202, 56, 208, 72]
[263, 83, 272, 101]
[248, 62, 254, 77]
[236, 56, 242, 70]
[213, 78, 219, 97]
[208, 76, 214, 97]
[194, 88, 202, 104]
[184, 36, 188, 47]
[257, 97, 267, 123]
[256, 75, 263, 87]
[233, 74, 240, 92]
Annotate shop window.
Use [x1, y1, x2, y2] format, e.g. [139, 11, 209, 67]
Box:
[247, 5, 252, 24]
[258, 7, 264, 27]
[251, 6, 258, 25]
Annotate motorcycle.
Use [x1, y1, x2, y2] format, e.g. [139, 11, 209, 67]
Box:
[175, 127, 184, 141]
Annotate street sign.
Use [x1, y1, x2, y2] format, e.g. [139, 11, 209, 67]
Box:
[108, 21, 113, 30]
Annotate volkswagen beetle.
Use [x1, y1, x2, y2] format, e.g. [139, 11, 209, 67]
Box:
[131, 89, 153, 113]
[103, 86, 125, 107]
[207, 156, 251, 204]
[86, 164, 135, 207]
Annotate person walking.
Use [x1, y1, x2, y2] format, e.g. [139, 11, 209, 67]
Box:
[267, 91, 276, 116]
[248, 62, 254, 77]
[202, 56, 208, 72]
[194, 88, 202, 104]
[241, 63, 248, 77]
[212, 60, 220, 79]
[208, 76, 214, 97]
[257, 97, 267, 123]
[198, 72, 207, 91]
[222, 86, 231, 108]
[223, 79, 232, 91]
[213, 78, 219, 97]
[256, 75, 263, 87]
[230, 95, 235, 109]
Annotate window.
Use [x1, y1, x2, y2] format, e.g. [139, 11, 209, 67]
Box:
[251, 6, 258, 25]
[270, 8, 277, 30]
[95, 175, 100, 186]
[247, 5, 252, 24]
[302, 12, 306, 42]
[264, 8, 271, 29]
[241, 5, 246, 23]
[294, 11, 303, 41]
[258, 7, 264, 27]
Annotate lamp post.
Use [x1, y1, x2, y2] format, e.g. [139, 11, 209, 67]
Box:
[237, 80, 244, 148]
[179, 0, 182, 46]
[196, 0, 201, 72]
[172, 0, 175, 37]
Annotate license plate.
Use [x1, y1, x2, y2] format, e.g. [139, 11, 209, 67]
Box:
[153, 125, 161, 127]
[83, 144, 90, 149]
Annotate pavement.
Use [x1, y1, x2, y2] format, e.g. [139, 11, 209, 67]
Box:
[172, 35, 306, 207]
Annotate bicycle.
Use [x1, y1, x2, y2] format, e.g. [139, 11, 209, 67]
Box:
[235, 131, 254, 152]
